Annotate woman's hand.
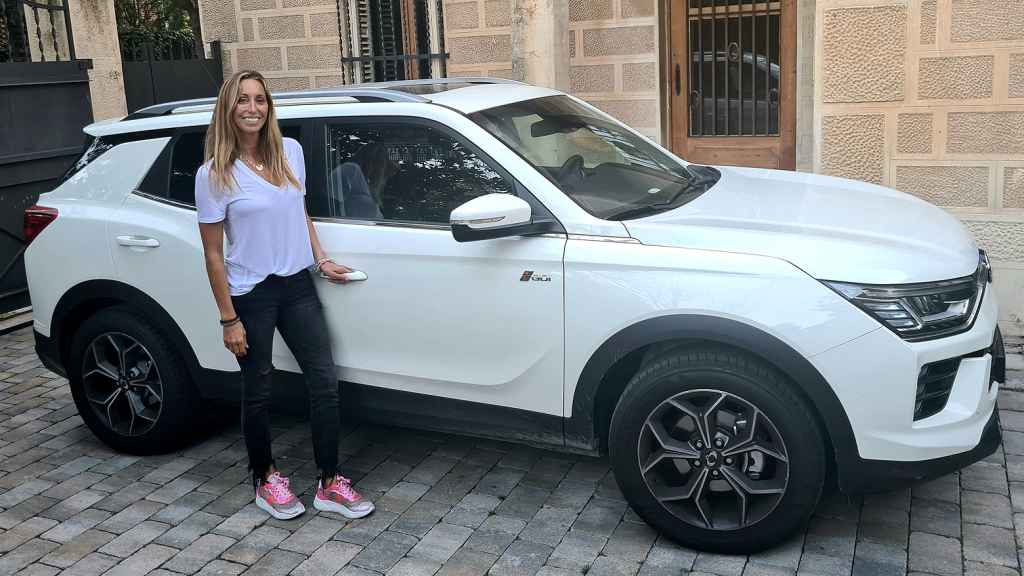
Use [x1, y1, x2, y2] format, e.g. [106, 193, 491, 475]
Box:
[320, 261, 354, 284]
[223, 321, 248, 357]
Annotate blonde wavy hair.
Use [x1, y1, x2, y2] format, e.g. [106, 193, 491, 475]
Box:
[204, 70, 300, 194]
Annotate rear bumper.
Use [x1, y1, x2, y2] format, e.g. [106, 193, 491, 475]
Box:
[840, 408, 1001, 493]
[34, 329, 66, 378]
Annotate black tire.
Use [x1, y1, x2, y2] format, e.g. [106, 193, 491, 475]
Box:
[609, 346, 826, 553]
[68, 306, 200, 454]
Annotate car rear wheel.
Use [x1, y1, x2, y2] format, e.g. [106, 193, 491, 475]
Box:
[609, 346, 826, 553]
[68, 306, 200, 454]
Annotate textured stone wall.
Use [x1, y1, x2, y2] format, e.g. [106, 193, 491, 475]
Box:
[443, 0, 515, 78]
[815, 0, 1024, 334]
[198, 0, 343, 91]
[567, 0, 660, 140]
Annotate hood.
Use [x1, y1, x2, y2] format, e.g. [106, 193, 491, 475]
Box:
[622, 166, 980, 284]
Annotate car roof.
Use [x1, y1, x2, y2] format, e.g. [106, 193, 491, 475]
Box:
[86, 77, 562, 137]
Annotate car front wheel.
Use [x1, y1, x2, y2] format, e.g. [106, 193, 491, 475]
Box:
[68, 306, 199, 454]
[609, 346, 826, 553]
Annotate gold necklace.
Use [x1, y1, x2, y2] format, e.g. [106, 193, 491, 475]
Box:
[242, 154, 265, 172]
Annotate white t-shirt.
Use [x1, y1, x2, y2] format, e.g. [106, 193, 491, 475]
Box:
[195, 137, 314, 296]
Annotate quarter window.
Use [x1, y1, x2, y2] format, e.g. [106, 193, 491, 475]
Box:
[314, 122, 513, 224]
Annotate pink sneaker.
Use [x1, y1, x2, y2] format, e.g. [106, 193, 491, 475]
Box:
[255, 472, 305, 520]
[314, 475, 375, 518]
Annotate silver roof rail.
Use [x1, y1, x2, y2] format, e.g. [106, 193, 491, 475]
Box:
[124, 87, 429, 120]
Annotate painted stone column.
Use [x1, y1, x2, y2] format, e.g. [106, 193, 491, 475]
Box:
[67, 0, 127, 120]
[511, 0, 569, 90]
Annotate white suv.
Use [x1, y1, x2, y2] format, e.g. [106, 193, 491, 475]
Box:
[25, 78, 1006, 552]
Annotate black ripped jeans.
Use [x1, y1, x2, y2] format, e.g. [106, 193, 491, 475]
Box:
[231, 270, 339, 487]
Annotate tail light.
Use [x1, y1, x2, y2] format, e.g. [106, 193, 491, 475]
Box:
[24, 205, 58, 245]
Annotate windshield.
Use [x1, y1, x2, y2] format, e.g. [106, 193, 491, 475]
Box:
[469, 96, 719, 220]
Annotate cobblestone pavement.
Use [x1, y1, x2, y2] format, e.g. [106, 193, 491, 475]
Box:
[1, 327, 1024, 576]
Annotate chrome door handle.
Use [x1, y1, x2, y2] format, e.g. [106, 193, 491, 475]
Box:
[116, 235, 160, 248]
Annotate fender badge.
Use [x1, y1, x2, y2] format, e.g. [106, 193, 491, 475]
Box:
[520, 271, 551, 282]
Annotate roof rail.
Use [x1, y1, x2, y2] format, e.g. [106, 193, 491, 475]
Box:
[354, 77, 523, 88]
[123, 87, 428, 121]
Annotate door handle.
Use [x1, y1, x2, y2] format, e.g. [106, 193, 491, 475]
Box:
[675, 63, 681, 96]
[116, 235, 160, 248]
[320, 269, 367, 282]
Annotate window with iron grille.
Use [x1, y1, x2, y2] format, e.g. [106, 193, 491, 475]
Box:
[1, 0, 75, 64]
[338, 0, 446, 83]
[687, 0, 780, 137]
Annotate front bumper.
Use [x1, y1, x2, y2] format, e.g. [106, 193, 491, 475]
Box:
[812, 283, 1003, 491]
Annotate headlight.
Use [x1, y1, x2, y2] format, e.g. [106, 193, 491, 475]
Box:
[824, 251, 990, 342]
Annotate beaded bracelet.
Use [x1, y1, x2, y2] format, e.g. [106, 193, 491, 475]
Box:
[220, 316, 240, 327]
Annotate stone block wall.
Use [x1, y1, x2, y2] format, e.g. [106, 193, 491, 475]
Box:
[815, 0, 1024, 334]
[198, 0, 346, 92]
[568, 0, 660, 140]
[442, 0, 515, 78]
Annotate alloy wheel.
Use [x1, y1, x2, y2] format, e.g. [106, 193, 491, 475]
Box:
[80, 332, 163, 437]
[637, 388, 789, 530]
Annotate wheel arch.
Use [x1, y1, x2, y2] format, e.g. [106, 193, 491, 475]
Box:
[50, 279, 203, 385]
[565, 314, 858, 486]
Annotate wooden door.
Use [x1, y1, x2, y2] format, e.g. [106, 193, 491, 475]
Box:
[668, 0, 796, 169]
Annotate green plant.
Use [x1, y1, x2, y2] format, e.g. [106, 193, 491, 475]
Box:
[115, 0, 201, 58]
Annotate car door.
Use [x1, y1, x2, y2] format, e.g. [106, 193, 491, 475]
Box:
[307, 115, 567, 417]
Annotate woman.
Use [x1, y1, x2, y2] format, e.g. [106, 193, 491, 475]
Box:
[196, 70, 374, 521]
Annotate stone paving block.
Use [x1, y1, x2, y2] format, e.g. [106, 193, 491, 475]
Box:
[0, 478, 55, 508]
[41, 456, 103, 482]
[963, 523, 1017, 567]
[911, 498, 961, 538]
[388, 556, 443, 576]
[565, 460, 609, 484]
[39, 527, 116, 568]
[278, 515, 342, 554]
[16, 562, 60, 576]
[93, 481, 160, 513]
[0, 462, 56, 490]
[520, 458, 573, 492]
[962, 462, 1010, 495]
[359, 459, 414, 493]
[803, 515, 857, 559]
[490, 539, 553, 576]
[572, 499, 626, 538]
[49, 551, 120, 576]
[444, 506, 489, 529]
[222, 524, 291, 565]
[0, 516, 57, 553]
[96, 499, 163, 534]
[477, 467, 526, 498]
[197, 466, 248, 496]
[405, 456, 460, 485]
[156, 510, 226, 549]
[98, 519, 169, 558]
[88, 455, 140, 476]
[495, 485, 550, 522]
[1006, 454, 1024, 482]
[603, 520, 658, 563]
[196, 559, 248, 576]
[0, 537, 59, 573]
[740, 563, 794, 576]
[205, 483, 255, 517]
[152, 490, 219, 525]
[549, 530, 607, 571]
[963, 561, 1020, 576]
[41, 471, 106, 501]
[379, 482, 432, 514]
[0, 495, 58, 530]
[335, 510, 400, 545]
[39, 489, 105, 522]
[147, 475, 205, 504]
[520, 505, 578, 544]
[853, 541, 906, 576]
[41, 508, 111, 543]
[423, 463, 489, 505]
[912, 473, 960, 504]
[1002, 430, 1024, 456]
[140, 457, 200, 485]
[238, 548, 306, 576]
[797, 552, 852, 575]
[292, 540, 362, 576]
[409, 522, 474, 563]
[963, 491, 1014, 529]
[213, 504, 268, 539]
[748, 532, 802, 571]
[163, 533, 237, 574]
[393, 499, 453, 537]
[909, 531, 962, 576]
[351, 529, 419, 572]
[438, 548, 498, 576]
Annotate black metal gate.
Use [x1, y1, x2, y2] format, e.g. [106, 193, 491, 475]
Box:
[1, 0, 92, 315]
[121, 39, 222, 113]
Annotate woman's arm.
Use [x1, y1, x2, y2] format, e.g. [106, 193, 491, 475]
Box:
[305, 210, 352, 283]
[199, 221, 247, 356]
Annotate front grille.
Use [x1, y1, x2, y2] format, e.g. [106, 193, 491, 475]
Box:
[915, 358, 959, 421]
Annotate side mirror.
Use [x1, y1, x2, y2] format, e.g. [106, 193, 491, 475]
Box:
[450, 194, 538, 242]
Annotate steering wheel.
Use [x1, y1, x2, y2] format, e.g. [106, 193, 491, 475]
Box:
[555, 154, 585, 186]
